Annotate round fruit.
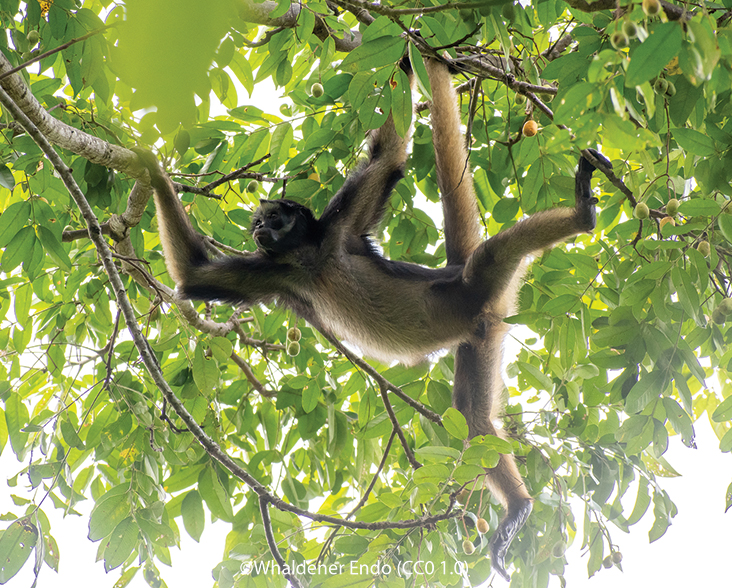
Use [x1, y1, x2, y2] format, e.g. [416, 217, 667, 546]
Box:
[26, 30, 39, 45]
[665, 81, 676, 97]
[462, 539, 475, 555]
[713, 307, 727, 325]
[522, 120, 538, 137]
[659, 215, 675, 230]
[622, 21, 639, 39]
[551, 540, 567, 558]
[653, 77, 669, 94]
[501, 2, 515, 20]
[697, 240, 711, 257]
[515, 92, 527, 105]
[633, 202, 650, 220]
[610, 31, 629, 50]
[311, 82, 324, 98]
[603, 555, 613, 569]
[718, 298, 732, 315]
[246, 180, 259, 193]
[642, 0, 662, 16]
[666, 198, 679, 215]
[459, 8, 476, 21]
[286, 341, 301, 357]
[612, 551, 623, 564]
[476, 518, 490, 534]
[287, 327, 302, 342]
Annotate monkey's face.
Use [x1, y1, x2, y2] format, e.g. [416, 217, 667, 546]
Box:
[251, 200, 301, 254]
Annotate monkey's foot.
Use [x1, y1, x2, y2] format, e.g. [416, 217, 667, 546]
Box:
[488, 499, 533, 581]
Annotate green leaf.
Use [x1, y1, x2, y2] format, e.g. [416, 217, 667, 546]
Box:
[209, 337, 233, 362]
[0, 164, 15, 190]
[198, 467, 233, 521]
[554, 82, 602, 125]
[626, 22, 683, 87]
[413, 464, 451, 487]
[414, 446, 461, 463]
[60, 418, 84, 449]
[442, 407, 469, 440]
[673, 128, 716, 158]
[712, 395, 732, 422]
[540, 293, 581, 316]
[340, 36, 406, 71]
[0, 201, 30, 248]
[721, 428, 732, 453]
[625, 370, 667, 414]
[391, 69, 412, 139]
[37, 226, 71, 271]
[181, 491, 205, 542]
[13, 284, 31, 328]
[1, 226, 36, 273]
[470, 433, 514, 455]
[453, 464, 486, 484]
[719, 213, 732, 243]
[626, 479, 651, 526]
[0, 520, 38, 583]
[517, 361, 552, 391]
[103, 517, 138, 572]
[648, 492, 671, 542]
[671, 266, 701, 325]
[301, 380, 320, 413]
[269, 122, 293, 169]
[268, 0, 291, 19]
[662, 398, 694, 446]
[88, 487, 131, 541]
[192, 345, 218, 397]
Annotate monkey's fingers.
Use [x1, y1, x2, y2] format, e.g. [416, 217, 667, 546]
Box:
[488, 499, 533, 581]
[579, 149, 612, 174]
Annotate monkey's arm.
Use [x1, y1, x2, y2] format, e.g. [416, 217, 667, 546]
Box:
[425, 59, 483, 265]
[320, 64, 414, 239]
[136, 150, 290, 304]
[463, 149, 610, 295]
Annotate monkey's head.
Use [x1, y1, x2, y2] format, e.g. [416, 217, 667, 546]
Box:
[250, 199, 317, 254]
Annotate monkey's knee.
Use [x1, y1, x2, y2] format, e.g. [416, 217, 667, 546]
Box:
[489, 498, 533, 581]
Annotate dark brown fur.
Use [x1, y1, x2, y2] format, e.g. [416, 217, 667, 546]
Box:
[137, 58, 609, 581]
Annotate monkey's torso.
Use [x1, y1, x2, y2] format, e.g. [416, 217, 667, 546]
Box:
[272, 237, 494, 365]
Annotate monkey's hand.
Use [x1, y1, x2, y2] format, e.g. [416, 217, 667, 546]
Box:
[489, 498, 533, 581]
[574, 148, 611, 231]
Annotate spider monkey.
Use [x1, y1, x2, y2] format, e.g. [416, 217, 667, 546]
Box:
[136, 57, 609, 580]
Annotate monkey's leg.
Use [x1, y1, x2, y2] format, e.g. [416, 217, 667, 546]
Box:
[424, 58, 482, 265]
[463, 150, 609, 295]
[454, 326, 532, 581]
